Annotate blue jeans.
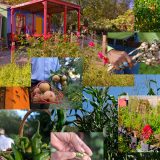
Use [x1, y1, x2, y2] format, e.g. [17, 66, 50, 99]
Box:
[109, 43, 140, 74]
[114, 63, 140, 74]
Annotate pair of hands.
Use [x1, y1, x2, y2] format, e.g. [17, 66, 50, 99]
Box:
[51, 133, 92, 160]
[107, 50, 133, 70]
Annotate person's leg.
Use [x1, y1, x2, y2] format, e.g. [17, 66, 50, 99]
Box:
[114, 70, 124, 74]
[123, 63, 140, 74]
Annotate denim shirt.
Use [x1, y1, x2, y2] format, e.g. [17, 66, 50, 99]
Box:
[31, 58, 61, 81]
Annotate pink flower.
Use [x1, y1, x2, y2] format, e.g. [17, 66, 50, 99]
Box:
[98, 52, 104, 59]
[88, 41, 95, 47]
[76, 32, 80, 37]
[103, 57, 109, 65]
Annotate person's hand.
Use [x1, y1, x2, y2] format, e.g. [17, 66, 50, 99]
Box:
[107, 50, 133, 70]
[51, 132, 92, 160]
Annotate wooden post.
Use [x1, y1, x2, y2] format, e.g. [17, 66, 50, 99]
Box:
[70, 32, 73, 43]
[102, 34, 107, 54]
[32, 13, 34, 34]
[77, 9, 80, 32]
[11, 8, 15, 63]
[11, 8, 15, 34]
[81, 35, 84, 49]
[43, 0, 47, 40]
[64, 6, 67, 35]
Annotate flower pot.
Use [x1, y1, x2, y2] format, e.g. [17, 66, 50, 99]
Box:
[141, 141, 150, 151]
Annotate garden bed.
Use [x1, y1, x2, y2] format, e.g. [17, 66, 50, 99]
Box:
[118, 97, 160, 152]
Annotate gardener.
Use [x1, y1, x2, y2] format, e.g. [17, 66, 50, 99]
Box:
[107, 45, 139, 74]
[0, 128, 14, 151]
[31, 57, 61, 109]
[51, 132, 92, 160]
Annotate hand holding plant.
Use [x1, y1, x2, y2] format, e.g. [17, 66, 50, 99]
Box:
[51, 132, 92, 160]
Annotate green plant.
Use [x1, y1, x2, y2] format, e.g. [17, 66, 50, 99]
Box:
[25, 34, 82, 58]
[134, 0, 160, 31]
[0, 62, 31, 87]
[118, 135, 131, 153]
[0, 120, 50, 160]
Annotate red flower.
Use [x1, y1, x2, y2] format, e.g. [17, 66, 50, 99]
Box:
[88, 42, 95, 47]
[76, 32, 80, 37]
[98, 52, 109, 65]
[103, 57, 109, 65]
[98, 52, 104, 59]
[142, 124, 153, 140]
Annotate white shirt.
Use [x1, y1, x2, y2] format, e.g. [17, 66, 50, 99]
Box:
[0, 135, 14, 151]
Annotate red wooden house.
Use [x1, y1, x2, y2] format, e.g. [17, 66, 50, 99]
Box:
[10, 0, 81, 39]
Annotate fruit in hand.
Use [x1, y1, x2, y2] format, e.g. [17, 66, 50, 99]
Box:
[52, 75, 61, 82]
[39, 83, 50, 93]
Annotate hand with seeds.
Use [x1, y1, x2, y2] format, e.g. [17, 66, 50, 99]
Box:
[51, 132, 92, 160]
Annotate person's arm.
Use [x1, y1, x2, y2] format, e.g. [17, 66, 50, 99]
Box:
[107, 47, 133, 70]
[51, 132, 92, 160]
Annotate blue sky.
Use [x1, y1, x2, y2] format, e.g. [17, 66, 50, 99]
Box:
[109, 75, 160, 98]
[82, 75, 160, 112]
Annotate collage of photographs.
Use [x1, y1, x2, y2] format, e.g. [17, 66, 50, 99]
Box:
[0, 0, 160, 160]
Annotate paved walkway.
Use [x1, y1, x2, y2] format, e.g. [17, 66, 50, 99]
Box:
[0, 50, 29, 66]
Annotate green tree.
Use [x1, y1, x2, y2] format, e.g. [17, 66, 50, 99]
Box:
[0, 110, 21, 137]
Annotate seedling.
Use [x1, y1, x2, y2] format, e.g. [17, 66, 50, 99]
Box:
[76, 152, 87, 159]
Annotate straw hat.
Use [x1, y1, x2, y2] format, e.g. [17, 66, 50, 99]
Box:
[0, 128, 5, 135]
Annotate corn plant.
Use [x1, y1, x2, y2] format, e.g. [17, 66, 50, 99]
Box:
[71, 87, 118, 159]
[147, 79, 160, 95]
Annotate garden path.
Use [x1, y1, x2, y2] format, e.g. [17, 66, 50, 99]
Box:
[0, 50, 10, 65]
[0, 50, 29, 66]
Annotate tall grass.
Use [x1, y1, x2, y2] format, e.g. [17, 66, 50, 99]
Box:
[0, 63, 31, 87]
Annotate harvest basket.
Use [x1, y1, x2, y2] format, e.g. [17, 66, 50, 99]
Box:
[31, 81, 64, 104]
[19, 109, 51, 137]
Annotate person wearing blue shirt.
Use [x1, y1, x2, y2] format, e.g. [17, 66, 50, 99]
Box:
[31, 57, 61, 82]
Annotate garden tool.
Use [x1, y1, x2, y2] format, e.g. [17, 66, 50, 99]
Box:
[107, 40, 160, 73]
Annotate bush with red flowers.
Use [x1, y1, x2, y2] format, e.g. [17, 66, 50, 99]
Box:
[142, 124, 153, 140]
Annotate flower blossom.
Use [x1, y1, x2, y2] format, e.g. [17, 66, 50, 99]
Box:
[142, 124, 153, 140]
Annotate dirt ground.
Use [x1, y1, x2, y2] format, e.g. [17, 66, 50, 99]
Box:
[0, 50, 11, 65]
[0, 50, 29, 66]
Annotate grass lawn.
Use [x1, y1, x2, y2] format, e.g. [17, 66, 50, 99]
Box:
[139, 63, 160, 74]
[108, 32, 134, 40]
[138, 32, 160, 43]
